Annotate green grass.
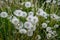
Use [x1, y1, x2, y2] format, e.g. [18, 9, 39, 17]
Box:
[0, 0, 60, 40]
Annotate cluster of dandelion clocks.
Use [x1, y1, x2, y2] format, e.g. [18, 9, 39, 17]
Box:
[0, 0, 60, 40]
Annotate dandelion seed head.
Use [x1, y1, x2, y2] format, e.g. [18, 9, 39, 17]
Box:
[11, 17, 19, 25]
[46, 27, 52, 32]
[32, 16, 38, 24]
[36, 35, 41, 40]
[25, 2, 31, 8]
[14, 10, 22, 17]
[46, 33, 52, 39]
[24, 21, 33, 30]
[29, 25, 36, 31]
[26, 16, 34, 22]
[46, 0, 51, 3]
[42, 23, 47, 28]
[19, 29, 27, 34]
[21, 11, 27, 17]
[54, 24, 59, 28]
[0, 12, 8, 18]
[28, 11, 34, 16]
[27, 30, 33, 36]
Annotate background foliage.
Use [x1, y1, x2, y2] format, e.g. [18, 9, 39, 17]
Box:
[0, 0, 60, 40]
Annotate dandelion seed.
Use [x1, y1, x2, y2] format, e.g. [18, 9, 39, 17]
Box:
[50, 14, 60, 20]
[46, 27, 52, 32]
[28, 11, 34, 16]
[36, 35, 41, 40]
[29, 25, 36, 31]
[25, 2, 31, 8]
[42, 12, 49, 19]
[36, 9, 48, 19]
[52, 31, 57, 36]
[11, 16, 19, 25]
[48, 30, 57, 38]
[17, 21, 24, 29]
[26, 16, 34, 22]
[36, 8, 44, 16]
[0, 12, 8, 18]
[27, 30, 33, 36]
[46, 0, 51, 3]
[21, 11, 27, 17]
[19, 29, 27, 34]
[32, 16, 38, 24]
[46, 33, 52, 39]
[24, 21, 33, 30]
[42, 23, 47, 28]
[54, 24, 59, 28]
[14, 10, 22, 17]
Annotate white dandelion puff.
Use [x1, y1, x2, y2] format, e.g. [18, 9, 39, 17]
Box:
[46, 33, 52, 39]
[14, 21, 23, 29]
[25, 2, 31, 8]
[19, 29, 27, 34]
[0, 12, 8, 18]
[29, 25, 36, 31]
[50, 14, 60, 20]
[46, 27, 52, 32]
[27, 30, 33, 36]
[32, 16, 38, 24]
[26, 16, 34, 22]
[28, 11, 34, 16]
[36, 35, 41, 40]
[21, 11, 27, 17]
[10, 16, 19, 25]
[42, 23, 47, 28]
[54, 24, 59, 28]
[14, 10, 22, 17]
[24, 21, 33, 30]
[36, 8, 44, 16]
[46, 0, 51, 3]
[36, 9, 49, 19]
